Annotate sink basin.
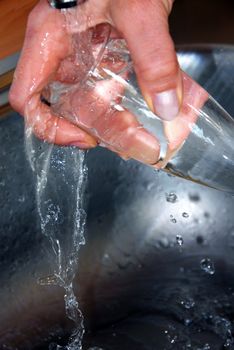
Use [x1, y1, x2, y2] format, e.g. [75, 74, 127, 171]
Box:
[0, 45, 234, 350]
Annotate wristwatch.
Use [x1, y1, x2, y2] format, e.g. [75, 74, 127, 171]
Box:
[48, 0, 78, 9]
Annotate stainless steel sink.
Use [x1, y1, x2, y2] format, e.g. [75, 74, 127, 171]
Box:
[0, 46, 234, 350]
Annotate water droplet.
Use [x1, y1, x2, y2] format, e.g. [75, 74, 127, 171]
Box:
[200, 258, 215, 275]
[102, 253, 110, 263]
[224, 338, 233, 348]
[196, 235, 205, 245]
[170, 217, 177, 224]
[166, 192, 178, 203]
[182, 212, 189, 218]
[146, 182, 155, 191]
[201, 344, 210, 350]
[158, 236, 170, 249]
[38, 275, 58, 286]
[170, 335, 177, 344]
[189, 193, 200, 202]
[176, 235, 184, 246]
[18, 195, 26, 203]
[184, 318, 192, 326]
[181, 297, 195, 309]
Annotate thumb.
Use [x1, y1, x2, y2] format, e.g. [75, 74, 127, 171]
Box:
[111, 0, 182, 121]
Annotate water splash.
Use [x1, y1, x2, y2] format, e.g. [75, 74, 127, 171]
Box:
[23, 9, 106, 349]
[25, 124, 87, 350]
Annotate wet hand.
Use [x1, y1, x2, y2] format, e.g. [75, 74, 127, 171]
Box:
[9, 0, 206, 166]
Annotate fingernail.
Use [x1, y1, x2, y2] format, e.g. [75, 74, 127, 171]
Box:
[153, 89, 180, 121]
[129, 129, 160, 165]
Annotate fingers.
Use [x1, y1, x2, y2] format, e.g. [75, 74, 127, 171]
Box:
[52, 76, 160, 164]
[164, 72, 209, 150]
[100, 110, 160, 164]
[110, 0, 182, 121]
[9, 0, 69, 114]
[9, 0, 96, 148]
[25, 95, 97, 148]
[9, 0, 178, 166]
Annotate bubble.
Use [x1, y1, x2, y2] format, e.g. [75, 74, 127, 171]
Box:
[200, 258, 215, 275]
[166, 192, 178, 203]
[182, 212, 189, 218]
[176, 235, 184, 246]
[170, 215, 177, 223]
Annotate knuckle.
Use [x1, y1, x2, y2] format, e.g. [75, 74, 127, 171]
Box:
[24, 17, 39, 43]
[115, 0, 157, 21]
[9, 70, 25, 113]
[135, 50, 179, 86]
[8, 89, 19, 110]
[27, 7, 39, 29]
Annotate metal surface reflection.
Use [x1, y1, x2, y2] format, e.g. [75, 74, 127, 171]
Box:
[0, 46, 234, 349]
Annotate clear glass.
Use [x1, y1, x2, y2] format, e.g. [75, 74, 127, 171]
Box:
[46, 24, 234, 194]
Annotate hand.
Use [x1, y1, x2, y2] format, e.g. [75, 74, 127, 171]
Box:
[9, 0, 206, 166]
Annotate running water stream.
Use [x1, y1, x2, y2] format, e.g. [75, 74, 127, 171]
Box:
[25, 127, 87, 349]
[23, 8, 101, 349]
